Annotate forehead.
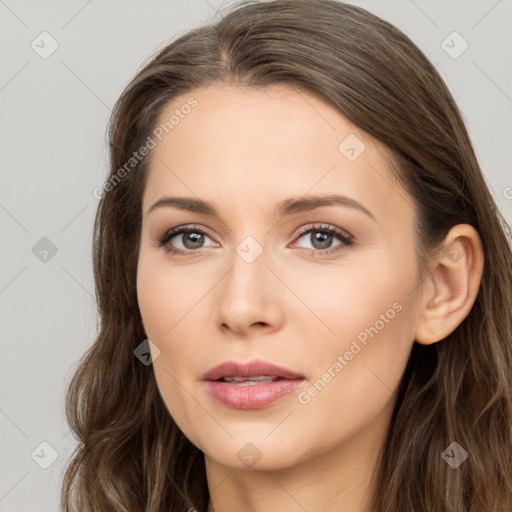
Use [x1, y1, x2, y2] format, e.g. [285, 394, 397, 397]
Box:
[143, 84, 414, 225]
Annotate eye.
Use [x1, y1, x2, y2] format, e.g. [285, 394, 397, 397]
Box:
[292, 223, 353, 255]
[156, 224, 217, 255]
[156, 223, 354, 257]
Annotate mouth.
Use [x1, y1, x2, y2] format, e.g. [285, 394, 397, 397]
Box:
[203, 360, 305, 409]
[218, 375, 283, 385]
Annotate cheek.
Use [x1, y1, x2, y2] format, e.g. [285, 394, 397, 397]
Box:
[288, 250, 415, 348]
[292, 305, 412, 461]
[289, 252, 417, 412]
[136, 254, 211, 440]
[288, 256, 417, 439]
[136, 252, 205, 341]
[137, 263, 201, 378]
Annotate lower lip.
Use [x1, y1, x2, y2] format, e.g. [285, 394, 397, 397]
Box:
[204, 378, 305, 409]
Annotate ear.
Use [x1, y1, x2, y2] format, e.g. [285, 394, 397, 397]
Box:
[414, 224, 484, 345]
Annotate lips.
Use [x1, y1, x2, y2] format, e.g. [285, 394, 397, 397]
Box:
[203, 359, 305, 409]
[203, 359, 304, 382]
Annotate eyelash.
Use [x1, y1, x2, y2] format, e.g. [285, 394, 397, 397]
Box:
[156, 223, 354, 257]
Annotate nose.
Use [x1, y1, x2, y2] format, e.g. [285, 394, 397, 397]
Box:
[215, 244, 284, 336]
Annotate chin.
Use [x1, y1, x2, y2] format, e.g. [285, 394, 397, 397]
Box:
[192, 427, 309, 471]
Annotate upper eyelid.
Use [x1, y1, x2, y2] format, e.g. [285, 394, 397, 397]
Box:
[295, 223, 352, 239]
[157, 224, 217, 246]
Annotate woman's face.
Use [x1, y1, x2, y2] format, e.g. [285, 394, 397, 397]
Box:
[137, 84, 425, 470]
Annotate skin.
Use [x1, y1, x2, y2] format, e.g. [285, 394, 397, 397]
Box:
[136, 84, 484, 512]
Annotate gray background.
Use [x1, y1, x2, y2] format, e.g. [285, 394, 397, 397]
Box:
[1, 0, 511, 510]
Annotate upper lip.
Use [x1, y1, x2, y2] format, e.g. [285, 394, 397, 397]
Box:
[203, 359, 304, 381]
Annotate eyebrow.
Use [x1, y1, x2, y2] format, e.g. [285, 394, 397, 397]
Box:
[147, 194, 376, 221]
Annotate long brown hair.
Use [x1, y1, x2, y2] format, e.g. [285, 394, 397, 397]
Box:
[61, 0, 512, 510]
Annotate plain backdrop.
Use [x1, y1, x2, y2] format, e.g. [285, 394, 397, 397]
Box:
[1, 0, 511, 510]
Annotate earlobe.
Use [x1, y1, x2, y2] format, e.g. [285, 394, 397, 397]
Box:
[414, 224, 484, 346]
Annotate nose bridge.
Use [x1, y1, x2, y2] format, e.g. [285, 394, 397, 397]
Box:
[216, 234, 281, 333]
[225, 235, 268, 308]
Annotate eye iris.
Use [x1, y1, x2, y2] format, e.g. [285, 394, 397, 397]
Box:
[311, 231, 332, 249]
[183, 231, 204, 249]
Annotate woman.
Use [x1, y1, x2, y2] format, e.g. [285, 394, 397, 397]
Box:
[61, 0, 512, 510]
